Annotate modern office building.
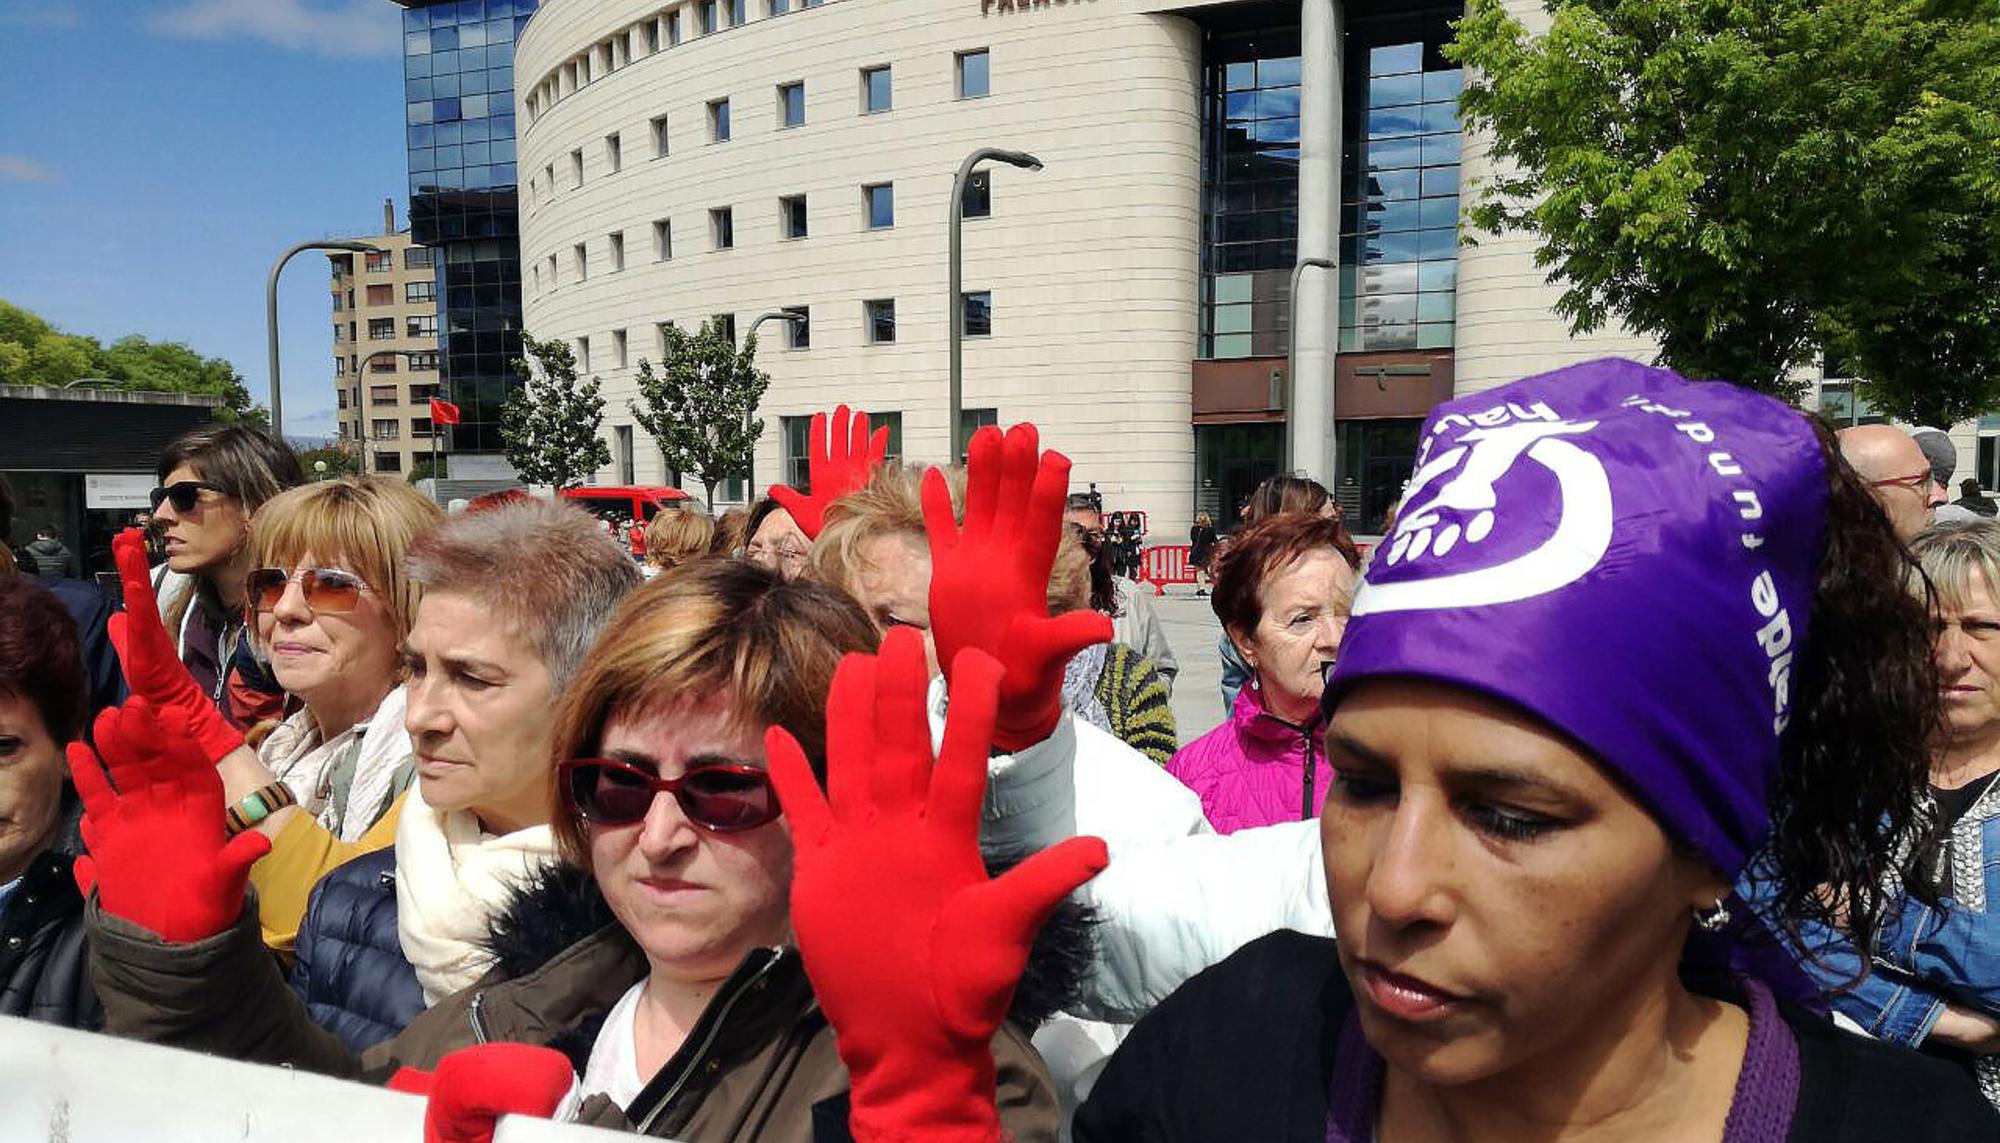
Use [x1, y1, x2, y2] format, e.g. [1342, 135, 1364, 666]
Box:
[327, 203, 444, 476]
[394, 0, 539, 464]
[514, 0, 1656, 538]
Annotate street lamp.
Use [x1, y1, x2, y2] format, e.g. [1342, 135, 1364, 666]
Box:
[741, 310, 807, 500]
[352, 348, 428, 476]
[1284, 257, 1337, 476]
[268, 239, 384, 440]
[949, 148, 1042, 462]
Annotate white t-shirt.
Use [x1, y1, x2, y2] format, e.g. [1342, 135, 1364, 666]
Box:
[578, 980, 648, 1111]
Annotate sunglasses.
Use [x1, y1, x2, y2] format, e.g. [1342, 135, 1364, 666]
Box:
[561, 758, 781, 832]
[246, 567, 373, 614]
[149, 480, 227, 512]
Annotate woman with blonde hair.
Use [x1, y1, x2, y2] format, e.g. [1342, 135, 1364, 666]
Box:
[641, 509, 715, 578]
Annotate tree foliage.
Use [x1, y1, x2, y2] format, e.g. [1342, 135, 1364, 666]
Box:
[0, 298, 265, 425]
[295, 444, 360, 480]
[628, 319, 771, 511]
[501, 333, 612, 490]
[1451, 0, 2000, 422]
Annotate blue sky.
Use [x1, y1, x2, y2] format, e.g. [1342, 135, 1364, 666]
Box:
[0, 0, 414, 443]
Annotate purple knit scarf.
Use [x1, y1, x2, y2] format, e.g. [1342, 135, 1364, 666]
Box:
[1325, 977, 1800, 1143]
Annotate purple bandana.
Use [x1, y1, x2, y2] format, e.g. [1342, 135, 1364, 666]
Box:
[1326, 358, 1827, 878]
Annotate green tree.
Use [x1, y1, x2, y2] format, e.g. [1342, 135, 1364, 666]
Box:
[0, 299, 266, 426]
[628, 319, 771, 511]
[1451, 0, 2000, 419]
[501, 333, 611, 490]
[295, 444, 360, 480]
[408, 455, 448, 485]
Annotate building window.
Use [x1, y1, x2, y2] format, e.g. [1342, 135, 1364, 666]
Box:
[408, 351, 438, 371]
[711, 207, 734, 249]
[667, 10, 680, 44]
[657, 321, 674, 356]
[709, 98, 731, 142]
[729, 0, 746, 26]
[643, 18, 659, 52]
[957, 49, 990, 99]
[651, 114, 669, 157]
[544, 162, 555, 197]
[368, 318, 395, 340]
[613, 327, 628, 368]
[372, 418, 399, 439]
[864, 182, 894, 229]
[573, 241, 588, 280]
[412, 417, 434, 438]
[578, 335, 591, 372]
[861, 65, 892, 113]
[370, 355, 399, 372]
[962, 290, 992, 337]
[408, 314, 437, 338]
[782, 415, 814, 490]
[782, 305, 810, 349]
[367, 284, 395, 306]
[615, 424, 636, 484]
[410, 384, 438, 403]
[404, 247, 434, 269]
[365, 251, 393, 272]
[961, 169, 991, 218]
[546, 253, 558, 288]
[335, 358, 347, 377]
[605, 131, 622, 172]
[778, 81, 805, 127]
[405, 280, 435, 303]
[370, 385, 399, 406]
[780, 194, 808, 239]
[865, 298, 896, 344]
[570, 147, 584, 188]
[609, 230, 625, 271]
[712, 313, 737, 345]
[375, 452, 402, 474]
[959, 408, 998, 461]
[338, 389, 348, 408]
[654, 218, 672, 260]
[698, 0, 717, 35]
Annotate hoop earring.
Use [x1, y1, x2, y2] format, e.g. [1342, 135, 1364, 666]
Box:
[1693, 898, 1731, 933]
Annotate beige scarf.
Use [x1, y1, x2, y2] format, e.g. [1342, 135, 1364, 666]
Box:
[394, 778, 557, 1004]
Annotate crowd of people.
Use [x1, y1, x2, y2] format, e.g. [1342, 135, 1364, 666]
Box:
[4, 363, 2000, 1140]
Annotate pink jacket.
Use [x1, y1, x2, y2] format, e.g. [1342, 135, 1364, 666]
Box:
[1166, 685, 1330, 834]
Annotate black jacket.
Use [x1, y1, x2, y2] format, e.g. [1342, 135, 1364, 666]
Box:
[290, 848, 426, 1051]
[1075, 930, 2000, 1142]
[0, 797, 100, 1031]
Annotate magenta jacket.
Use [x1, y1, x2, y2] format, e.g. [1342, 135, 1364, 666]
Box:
[1165, 684, 1330, 834]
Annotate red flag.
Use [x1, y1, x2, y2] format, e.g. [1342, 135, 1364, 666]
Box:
[428, 397, 462, 426]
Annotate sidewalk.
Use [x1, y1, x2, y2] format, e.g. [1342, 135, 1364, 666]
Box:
[1147, 584, 1228, 749]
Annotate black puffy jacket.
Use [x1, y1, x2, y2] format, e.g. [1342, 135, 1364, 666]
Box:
[289, 848, 424, 1051]
[0, 798, 100, 1030]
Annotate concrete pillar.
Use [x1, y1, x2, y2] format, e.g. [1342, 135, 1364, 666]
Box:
[1290, 0, 1343, 482]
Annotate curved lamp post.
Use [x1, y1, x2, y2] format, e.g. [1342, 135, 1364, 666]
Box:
[949, 148, 1041, 462]
[740, 310, 807, 500]
[268, 240, 384, 439]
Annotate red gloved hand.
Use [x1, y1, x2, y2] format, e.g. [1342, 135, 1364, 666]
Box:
[69, 699, 270, 942]
[105, 528, 245, 762]
[769, 405, 892, 540]
[387, 1043, 575, 1143]
[766, 627, 1109, 1143]
[924, 423, 1113, 750]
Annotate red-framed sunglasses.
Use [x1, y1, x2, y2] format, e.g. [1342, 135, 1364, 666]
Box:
[560, 758, 781, 832]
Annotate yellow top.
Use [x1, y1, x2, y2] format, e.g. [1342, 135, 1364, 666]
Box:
[248, 790, 407, 952]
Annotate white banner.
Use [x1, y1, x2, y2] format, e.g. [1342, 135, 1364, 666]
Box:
[0, 1016, 639, 1142]
[83, 474, 154, 511]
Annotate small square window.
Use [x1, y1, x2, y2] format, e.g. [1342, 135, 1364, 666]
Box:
[863, 183, 894, 229]
[605, 131, 622, 172]
[961, 169, 992, 219]
[780, 194, 808, 239]
[609, 230, 625, 271]
[651, 114, 669, 157]
[573, 241, 588, 279]
[957, 49, 990, 99]
[711, 207, 735, 249]
[865, 298, 896, 344]
[709, 98, 731, 142]
[861, 65, 892, 113]
[778, 81, 805, 128]
[962, 290, 992, 337]
[613, 328, 628, 368]
[653, 218, 672, 260]
[782, 305, 810, 349]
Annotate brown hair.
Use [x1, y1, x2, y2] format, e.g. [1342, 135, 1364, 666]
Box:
[247, 477, 443, 642]
[711, 507, 750, 556]
[1241, 474, 1332, 527]
[807, 465, 963, 604]
[644, 509, 716, 571]
[548, 559, 880, 867]
[156, 423, 302, 511]
[1211, 513, 1361, 640]
[0, 577, 86, 742]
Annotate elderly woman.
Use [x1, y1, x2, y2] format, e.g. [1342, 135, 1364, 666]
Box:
[1167, 514, 1360, 833]
[76, 559, 1063, 1138]
[743, 498, 812, 580]
[640, 508, 715, 579]
[0, 577, 98, 1030]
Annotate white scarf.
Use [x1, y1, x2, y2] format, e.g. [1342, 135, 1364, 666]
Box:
[394, 778, 558, 1004]
[262, 686, 413, 842]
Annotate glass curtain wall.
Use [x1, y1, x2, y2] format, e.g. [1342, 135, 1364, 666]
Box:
[1199, 24, 1301, 360]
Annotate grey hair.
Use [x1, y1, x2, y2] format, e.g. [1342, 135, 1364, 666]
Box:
[1911, 519, 2000, 615]
[406, 498, 640, 693]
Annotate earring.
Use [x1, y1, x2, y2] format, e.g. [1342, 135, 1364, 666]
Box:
[1693, 898, 1731, 933]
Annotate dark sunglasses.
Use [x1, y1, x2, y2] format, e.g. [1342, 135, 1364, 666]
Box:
[561, 758, 781, 832]
[246, 567, 372, 614]
[149, 480, 227, 512]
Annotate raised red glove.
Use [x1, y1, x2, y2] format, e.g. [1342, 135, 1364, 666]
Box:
[924, 423, 1112, 750]
[105, 528, 245, 762]
[386, 1043, 575, 1143]
[766, 627, 1109, 1143]
[769, 405, 891, 540]
[69, 699, 270, 942]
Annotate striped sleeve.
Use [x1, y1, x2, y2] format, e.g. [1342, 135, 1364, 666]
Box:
[1096, 644, 1178, 766]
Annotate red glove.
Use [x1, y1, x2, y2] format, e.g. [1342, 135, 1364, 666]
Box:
[69, 699, 270, 942]
[769, 405, 892, 540]
[105, 528, 245, 762]
[923, 423, 1113, 750]
[765, 627, 1109, 1143]
[386, 1043, 575, 1143]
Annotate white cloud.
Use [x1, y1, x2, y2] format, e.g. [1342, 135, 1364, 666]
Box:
[146, 0, 400, 58]
[0, 155, 58, 183]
